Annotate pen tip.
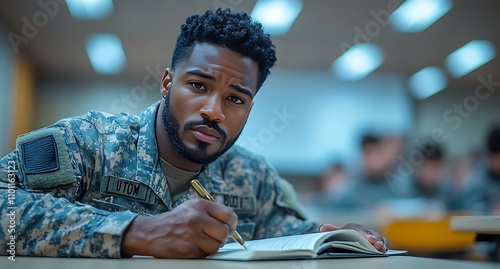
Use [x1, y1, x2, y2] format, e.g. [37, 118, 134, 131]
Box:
[243, 244, 248, 249]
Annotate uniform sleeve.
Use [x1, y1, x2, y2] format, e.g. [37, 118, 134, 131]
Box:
[252, 163, 318, 239]
[0, 121, 137, 258]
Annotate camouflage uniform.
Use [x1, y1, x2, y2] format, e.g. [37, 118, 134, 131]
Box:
[0, 101, 317, 258]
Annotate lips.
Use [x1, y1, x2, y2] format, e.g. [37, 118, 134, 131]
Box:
[190, 126, 221, 144]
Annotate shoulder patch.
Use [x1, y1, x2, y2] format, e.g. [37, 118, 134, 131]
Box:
[16, 127, 77, 189]
[22, 135, 59, 174]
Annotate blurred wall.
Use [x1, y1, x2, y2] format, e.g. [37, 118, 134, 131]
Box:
[0, 25, 14, 156]
[415, 78, 500, 158]
[35, 77, 159, 124]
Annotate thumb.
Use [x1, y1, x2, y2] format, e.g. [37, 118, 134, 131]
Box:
[319, 223, 338, 232]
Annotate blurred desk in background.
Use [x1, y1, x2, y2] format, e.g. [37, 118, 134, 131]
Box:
[451, 216, 500, 234]
[381, 215, 476, 254]
[452, 216, 500, 262]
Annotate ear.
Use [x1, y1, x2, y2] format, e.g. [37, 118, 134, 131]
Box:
[161, 68, 173, 97]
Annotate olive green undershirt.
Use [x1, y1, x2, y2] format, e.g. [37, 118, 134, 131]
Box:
[159, 157, 200, 203]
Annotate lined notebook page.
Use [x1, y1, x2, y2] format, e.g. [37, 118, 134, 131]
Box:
[220, 232, 336, 252]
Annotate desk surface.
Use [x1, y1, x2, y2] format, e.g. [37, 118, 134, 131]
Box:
[4, 256, 499, 269]
[451, 216, 500, 234]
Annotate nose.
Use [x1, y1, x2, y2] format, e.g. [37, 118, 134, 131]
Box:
[200, 94, 225, 123]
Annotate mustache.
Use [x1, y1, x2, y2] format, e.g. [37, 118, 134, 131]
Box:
[184, 118, 227, 141]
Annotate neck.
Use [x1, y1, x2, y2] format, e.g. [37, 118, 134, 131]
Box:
[155, 102, 203, 172]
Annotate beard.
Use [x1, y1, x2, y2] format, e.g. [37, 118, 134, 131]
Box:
[161, 91, 240, 164]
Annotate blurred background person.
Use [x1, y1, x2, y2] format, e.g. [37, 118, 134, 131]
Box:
[448, 150, 482, 212]
[331, 133, 405, 210]
[399, 141, 462, 211]
[464, 123, 500, 215]
[308, 161, 349, 206]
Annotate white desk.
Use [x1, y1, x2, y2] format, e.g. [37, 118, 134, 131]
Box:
[451, 216, 500, 261]
[451, 216, 500, 234]
[3, 256, 499, 269]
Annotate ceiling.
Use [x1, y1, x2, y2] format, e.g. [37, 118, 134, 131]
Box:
[1, 0, 499, 87]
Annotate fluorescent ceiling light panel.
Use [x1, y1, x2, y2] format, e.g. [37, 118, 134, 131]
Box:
[250, 0, 303, 36]
[66, 0, 114, 20]
[332, 44, 384, 81]
[86, 34, 126, 75]
[409, 66, 447, 100]
[391, 0, 452, 32]
[445, 40, 496, 78]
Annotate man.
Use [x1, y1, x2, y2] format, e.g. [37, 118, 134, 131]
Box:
[399, 142, 463, 211]
[0, 9, 387, 259]
[465, 124, 500, 214]
[331, 134, 403, 210]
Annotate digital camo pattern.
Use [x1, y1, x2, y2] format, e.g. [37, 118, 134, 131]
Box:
[0, 101, 317, 258]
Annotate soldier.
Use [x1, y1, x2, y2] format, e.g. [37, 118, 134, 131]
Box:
[0, 9, 387, 259]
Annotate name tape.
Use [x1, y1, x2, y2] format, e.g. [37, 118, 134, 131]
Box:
[213, 193, 257, 214]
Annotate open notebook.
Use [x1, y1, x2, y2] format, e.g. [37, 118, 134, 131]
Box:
[208, 229, 407, 261]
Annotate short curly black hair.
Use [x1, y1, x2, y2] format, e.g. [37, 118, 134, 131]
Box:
[171, 8, 277, 90]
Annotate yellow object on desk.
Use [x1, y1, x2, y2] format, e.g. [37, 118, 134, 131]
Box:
[381, 215, 476, 253]
[190, 179, 248, 249]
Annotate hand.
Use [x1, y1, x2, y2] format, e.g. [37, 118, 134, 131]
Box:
[121, 199, 238, 258]
[319, 223, 388, 253]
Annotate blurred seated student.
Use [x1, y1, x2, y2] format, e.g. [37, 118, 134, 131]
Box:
[464, 124, 500, 215]
[399, 142, 462, 211]
[310, 162, 349, 205]
[332, 133, 404, 210]
[448, 152, 480, 211]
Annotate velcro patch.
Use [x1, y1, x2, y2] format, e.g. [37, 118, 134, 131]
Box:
[16, 127, 77, 190]
[22, 135, 59, 174]
[213, 193, 257, 215]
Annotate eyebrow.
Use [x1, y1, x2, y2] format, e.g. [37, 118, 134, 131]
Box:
[186, 70, 254, 100]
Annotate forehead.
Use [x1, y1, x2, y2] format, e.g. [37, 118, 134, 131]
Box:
[176, 43, 258, 89]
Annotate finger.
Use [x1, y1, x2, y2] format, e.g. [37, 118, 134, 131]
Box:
[373, 240, 384, 251]
[367, 231, 388, 252]
[380, 236, 388, 253]
[199, 215, 232, 244]
[205, 202, 238, 231]
[366, 235, 378, 244]
[219, 236, 228, 248]
[319, 223, 338, 232]
[195, 231, 224, 256]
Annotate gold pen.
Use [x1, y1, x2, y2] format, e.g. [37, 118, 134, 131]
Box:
[190, 179, 248, 249]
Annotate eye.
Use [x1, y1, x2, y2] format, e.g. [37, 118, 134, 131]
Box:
[190, 82, 206, 91]
[227, 96, 244, 104]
